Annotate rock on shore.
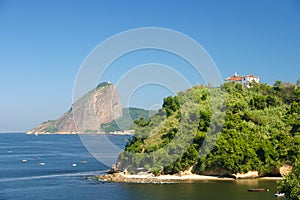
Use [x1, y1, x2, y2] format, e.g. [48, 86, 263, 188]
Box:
[97, 172, 235, 183]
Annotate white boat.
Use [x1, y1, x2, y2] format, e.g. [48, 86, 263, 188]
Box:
[21, 159, 27, 163]
[80, 161, 87, 164]
[72, 163, 77, 167]
[39, 162, 46, 166]
[274, 193, 285, 197]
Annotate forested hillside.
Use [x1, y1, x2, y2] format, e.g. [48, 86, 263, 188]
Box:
[115, 80, 300, 176]
[100, 107, 156, 132]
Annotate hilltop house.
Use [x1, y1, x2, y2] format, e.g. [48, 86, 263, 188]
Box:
[226, 73, 259, 88]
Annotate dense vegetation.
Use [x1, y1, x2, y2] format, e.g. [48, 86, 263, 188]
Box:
[100, 107, 156, 132]
[278, 161, 300, 200]
[116, 80, 300, 177]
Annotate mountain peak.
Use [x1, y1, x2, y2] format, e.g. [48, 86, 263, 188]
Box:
[28, 83, 122, 134]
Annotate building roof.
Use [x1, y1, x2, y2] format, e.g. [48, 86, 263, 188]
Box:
[226, 76, 243, 81]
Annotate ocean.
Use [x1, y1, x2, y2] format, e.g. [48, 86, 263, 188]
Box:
[0, 133, 285, 200]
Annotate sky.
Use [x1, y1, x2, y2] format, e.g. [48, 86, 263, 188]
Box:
[0, 0, 299, 132]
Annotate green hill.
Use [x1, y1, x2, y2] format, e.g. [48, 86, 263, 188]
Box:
[100, 107, 156, 132]
[115, 80, 300, 176]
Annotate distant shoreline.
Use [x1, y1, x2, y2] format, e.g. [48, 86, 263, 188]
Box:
[26, 130, 135, 136]
[97, 172, 283, 184]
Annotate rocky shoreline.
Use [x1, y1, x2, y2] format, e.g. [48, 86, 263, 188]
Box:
[96, 172, 283, 184]
[96, 164, 292, 184]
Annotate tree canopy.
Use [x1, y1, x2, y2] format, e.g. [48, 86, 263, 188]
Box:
[116, 80, 300, 177]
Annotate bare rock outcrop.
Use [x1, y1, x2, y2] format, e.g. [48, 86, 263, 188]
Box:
[231, 171, 259, 179]
[27, 82, 122, 134]
[280, 164, 293, 177]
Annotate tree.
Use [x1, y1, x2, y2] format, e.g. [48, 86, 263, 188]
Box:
[297, 79, 300, 88]
[266, 95, 278, 107]
[163, 96, 180, 117]
[133, 118, 151, 127]
[253, 95, 267, 110]
[274, 80, 282, 91]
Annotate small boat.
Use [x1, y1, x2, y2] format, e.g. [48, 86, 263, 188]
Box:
[21, 159, 27, 163]
[274, 193, 285, 197]
[72, 163, 77, 167]
[80, 161, 87, 164]
[7, 150, 13, 154]
[39, 162, 46, 166]
[248, 188, 265, 192]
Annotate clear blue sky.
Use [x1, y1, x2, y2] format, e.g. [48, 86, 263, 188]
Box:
[0, 0, 299, 132]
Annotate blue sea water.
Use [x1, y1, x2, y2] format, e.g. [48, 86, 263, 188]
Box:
[0, 133, 285, 200]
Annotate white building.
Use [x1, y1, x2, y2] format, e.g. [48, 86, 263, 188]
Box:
[226, 73, 259, 88]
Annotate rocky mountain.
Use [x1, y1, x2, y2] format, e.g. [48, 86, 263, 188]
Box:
[27, 82, 122, 134]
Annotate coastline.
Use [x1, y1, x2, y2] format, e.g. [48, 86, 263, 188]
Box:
[26, 130, 134, 136]
[97, 172, 283, 184]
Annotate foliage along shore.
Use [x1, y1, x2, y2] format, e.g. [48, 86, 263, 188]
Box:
[112, 80, 300, 179]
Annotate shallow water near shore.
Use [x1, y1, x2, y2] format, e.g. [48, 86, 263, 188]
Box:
[0, 133, 285, 200]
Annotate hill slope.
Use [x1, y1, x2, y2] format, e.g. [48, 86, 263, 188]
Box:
[115, 81, 300, 176]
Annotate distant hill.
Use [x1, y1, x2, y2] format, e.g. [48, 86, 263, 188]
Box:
[100, 107, 157, 132]
[27, 82, 122, 134]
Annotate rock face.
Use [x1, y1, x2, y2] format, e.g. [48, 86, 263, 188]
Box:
[231, 171, 259, 179]
[28, 82, 122, 134]
[280, 165, 293, 177]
